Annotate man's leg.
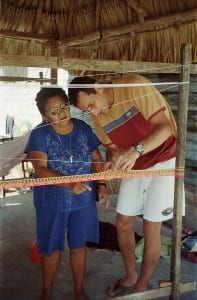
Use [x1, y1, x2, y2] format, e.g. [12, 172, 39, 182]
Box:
[116, 213, 138, 286]
[133, 220, 162, 292]
[40, 250, 62, 300]
[70, 246, 88, 300]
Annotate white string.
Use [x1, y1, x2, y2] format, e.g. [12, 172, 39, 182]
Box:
[0, 83, 183, 165]
[36, 83, 181, 130]
[0, 157, 99, 164]
[67, 81, 189, 88]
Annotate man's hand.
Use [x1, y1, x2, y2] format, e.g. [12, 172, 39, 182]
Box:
[105, 144, 140, 171]
[112, 150, 140, 171]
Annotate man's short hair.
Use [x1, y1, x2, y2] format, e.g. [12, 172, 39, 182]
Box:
[68, 76, 97, 106]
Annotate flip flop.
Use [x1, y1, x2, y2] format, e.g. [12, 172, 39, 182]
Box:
[106, 279, 133, 297]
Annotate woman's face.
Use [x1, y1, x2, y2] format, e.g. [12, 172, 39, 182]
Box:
[43, 95, 71, 131]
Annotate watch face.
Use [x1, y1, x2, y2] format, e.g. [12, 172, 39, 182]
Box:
[135, 144, 144, 155]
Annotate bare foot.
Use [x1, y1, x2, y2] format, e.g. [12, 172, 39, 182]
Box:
[106, 273, 138, 297]
[119, 272, 138, 287]
[132, 282, 147, 293]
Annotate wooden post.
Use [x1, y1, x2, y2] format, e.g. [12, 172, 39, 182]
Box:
[50, 42, 58, 84]
[170, 44, 191, 299]
[39, 71, 43, 86]
[50, 68, 57, 84]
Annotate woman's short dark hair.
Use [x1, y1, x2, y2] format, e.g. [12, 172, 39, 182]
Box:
[68, 76, 97, 106]
[35, 87, 68, 114]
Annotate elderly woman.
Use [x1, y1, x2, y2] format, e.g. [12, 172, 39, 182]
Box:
[25, 87, 109, 300]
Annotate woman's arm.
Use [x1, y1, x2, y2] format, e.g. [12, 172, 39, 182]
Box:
[29, 150, 91, 194]
[92, 148, 110, 208]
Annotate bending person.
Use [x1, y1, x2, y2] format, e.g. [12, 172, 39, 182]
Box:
[68, 75, 184, 297]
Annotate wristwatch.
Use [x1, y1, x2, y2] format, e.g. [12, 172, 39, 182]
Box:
[134, 144, 144, 156]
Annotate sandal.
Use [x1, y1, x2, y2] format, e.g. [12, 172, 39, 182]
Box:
[106, 279, 133, 297]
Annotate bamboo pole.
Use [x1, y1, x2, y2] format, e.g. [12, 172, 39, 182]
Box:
[170, 44, 191, 299]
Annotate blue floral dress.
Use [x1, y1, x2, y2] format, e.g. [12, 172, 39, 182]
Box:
[25, 118, 101, 212]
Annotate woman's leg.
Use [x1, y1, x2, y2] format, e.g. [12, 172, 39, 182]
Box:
[39, 250, 62, 300]
[70, 246, 88, 300]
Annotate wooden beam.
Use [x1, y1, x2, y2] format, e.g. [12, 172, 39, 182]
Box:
[0, 29, 54, 42]
[0, 54, 57, 68]
[50, 69, 58, 84]
[0, 54, 197, 74]
[170, 44, 191, 300]
[113, 282, 196, 299]
[58, 9, 197, 47]
[58, 32, 101, 47]
[50, 41, 58, 84]
[0, 76, 52, 82]
[103, 9, 197, 39]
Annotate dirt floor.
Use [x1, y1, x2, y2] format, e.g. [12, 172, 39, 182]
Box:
[0, 191, 196, 300]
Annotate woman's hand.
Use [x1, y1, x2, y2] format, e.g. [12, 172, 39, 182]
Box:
[67, 182, 92, 194]
[105, 144, 122, 170]
[97, 184, 110, 209]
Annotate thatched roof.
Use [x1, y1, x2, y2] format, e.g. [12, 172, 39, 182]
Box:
[0, 0, 197, 74]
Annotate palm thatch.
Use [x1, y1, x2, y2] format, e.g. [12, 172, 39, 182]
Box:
[0, 0, 197, 73]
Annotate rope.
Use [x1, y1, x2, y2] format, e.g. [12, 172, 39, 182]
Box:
[0, 168, 184, 189]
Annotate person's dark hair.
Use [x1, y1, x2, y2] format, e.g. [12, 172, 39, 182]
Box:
[35, 87, 68, 114]
[68, 76, 97, 106]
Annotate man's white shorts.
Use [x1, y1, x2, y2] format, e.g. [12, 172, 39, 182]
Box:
[116, 158, 185, 222]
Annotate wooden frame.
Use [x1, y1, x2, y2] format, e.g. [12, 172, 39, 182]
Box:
[0, 44, 196, 299]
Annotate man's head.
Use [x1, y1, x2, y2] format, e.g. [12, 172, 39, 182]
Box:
[68, 76, 97, 106]
[68, 76, 113, 115]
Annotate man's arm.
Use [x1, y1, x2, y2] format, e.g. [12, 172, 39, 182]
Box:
[111, 110, 173, 171]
